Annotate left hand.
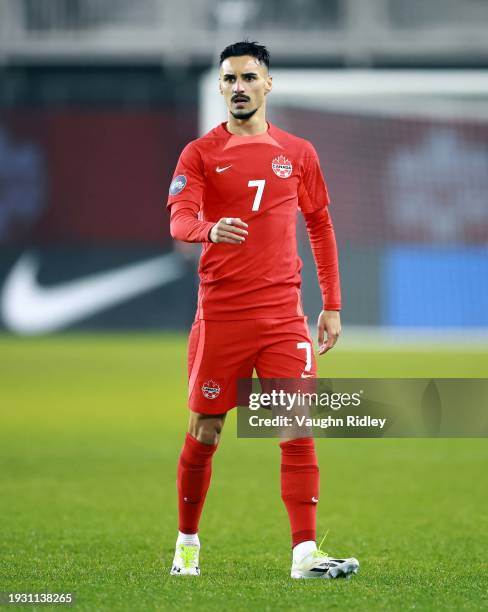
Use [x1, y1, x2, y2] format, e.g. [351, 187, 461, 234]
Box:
[317, 310, 341, 355]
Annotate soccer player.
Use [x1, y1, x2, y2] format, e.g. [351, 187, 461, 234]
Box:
[166, 41, 359, 579]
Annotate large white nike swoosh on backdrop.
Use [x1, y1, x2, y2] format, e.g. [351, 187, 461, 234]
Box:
[1, 252, 184, 334]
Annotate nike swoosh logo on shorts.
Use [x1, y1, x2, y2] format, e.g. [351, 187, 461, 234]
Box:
[216, 165, 232, 173]
[1, 251, 184, 334]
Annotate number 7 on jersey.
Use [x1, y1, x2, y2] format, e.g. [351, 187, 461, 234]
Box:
[248, 180, 266, 211]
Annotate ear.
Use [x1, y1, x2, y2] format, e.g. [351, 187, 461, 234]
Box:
[264, 74, 273, 95]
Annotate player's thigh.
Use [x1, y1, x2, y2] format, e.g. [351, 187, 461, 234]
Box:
[187, 319, 256, 414]
[254, 317, 317, 379]
[255, 319, 317, 442]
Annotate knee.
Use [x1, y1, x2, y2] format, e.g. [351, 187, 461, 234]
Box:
[189, 415, 225, 446]
[194, 422, 223, 446]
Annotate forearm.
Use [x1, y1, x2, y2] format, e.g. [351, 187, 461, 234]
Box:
[303, 207, 341, 310]
[169, 202, 214, 243]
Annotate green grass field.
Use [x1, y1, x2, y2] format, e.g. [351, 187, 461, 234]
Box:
[1, 335, 487, 611]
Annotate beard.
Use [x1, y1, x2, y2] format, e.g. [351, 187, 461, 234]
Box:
[230, 107, 258, 120]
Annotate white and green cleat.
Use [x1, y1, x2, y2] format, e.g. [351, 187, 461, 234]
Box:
[291, 549, 359, 579]
[170, 543, 200, 576]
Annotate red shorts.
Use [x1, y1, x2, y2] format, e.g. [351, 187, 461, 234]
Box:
[187, 317, 317, 414]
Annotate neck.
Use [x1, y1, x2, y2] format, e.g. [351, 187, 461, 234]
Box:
[226, 108, 268, 136]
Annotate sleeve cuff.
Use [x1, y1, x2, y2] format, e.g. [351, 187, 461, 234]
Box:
[206, 223, 215, 243]
[323, 302, 341, 311]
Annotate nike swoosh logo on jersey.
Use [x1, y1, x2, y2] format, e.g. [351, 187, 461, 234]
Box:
[216, 165, 232, 173]
[1, 251, 184, 334]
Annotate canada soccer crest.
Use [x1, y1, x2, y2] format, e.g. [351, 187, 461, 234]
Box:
[202, 380, 221, 400]
[272, 155, 293, 178]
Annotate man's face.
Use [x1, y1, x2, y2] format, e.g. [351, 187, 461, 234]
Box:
[219, 55, 272, 120]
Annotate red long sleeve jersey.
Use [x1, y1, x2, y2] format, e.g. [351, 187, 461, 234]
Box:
[166, 122, 340, 320]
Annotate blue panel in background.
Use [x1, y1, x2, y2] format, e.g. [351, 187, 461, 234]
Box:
[384, 247, 488, 327]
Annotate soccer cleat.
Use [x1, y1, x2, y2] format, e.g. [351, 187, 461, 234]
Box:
[291, 549, 359, 579]
[170, 543, 200, 576]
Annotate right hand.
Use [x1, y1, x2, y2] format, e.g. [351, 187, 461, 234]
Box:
[209, 217, 248, 244]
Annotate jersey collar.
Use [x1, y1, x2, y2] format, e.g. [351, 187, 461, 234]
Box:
[220, 122, 283, 150]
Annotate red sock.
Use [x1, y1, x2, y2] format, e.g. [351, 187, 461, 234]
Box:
[280, 437, 319, 547]
[177, 432, 218, 534]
